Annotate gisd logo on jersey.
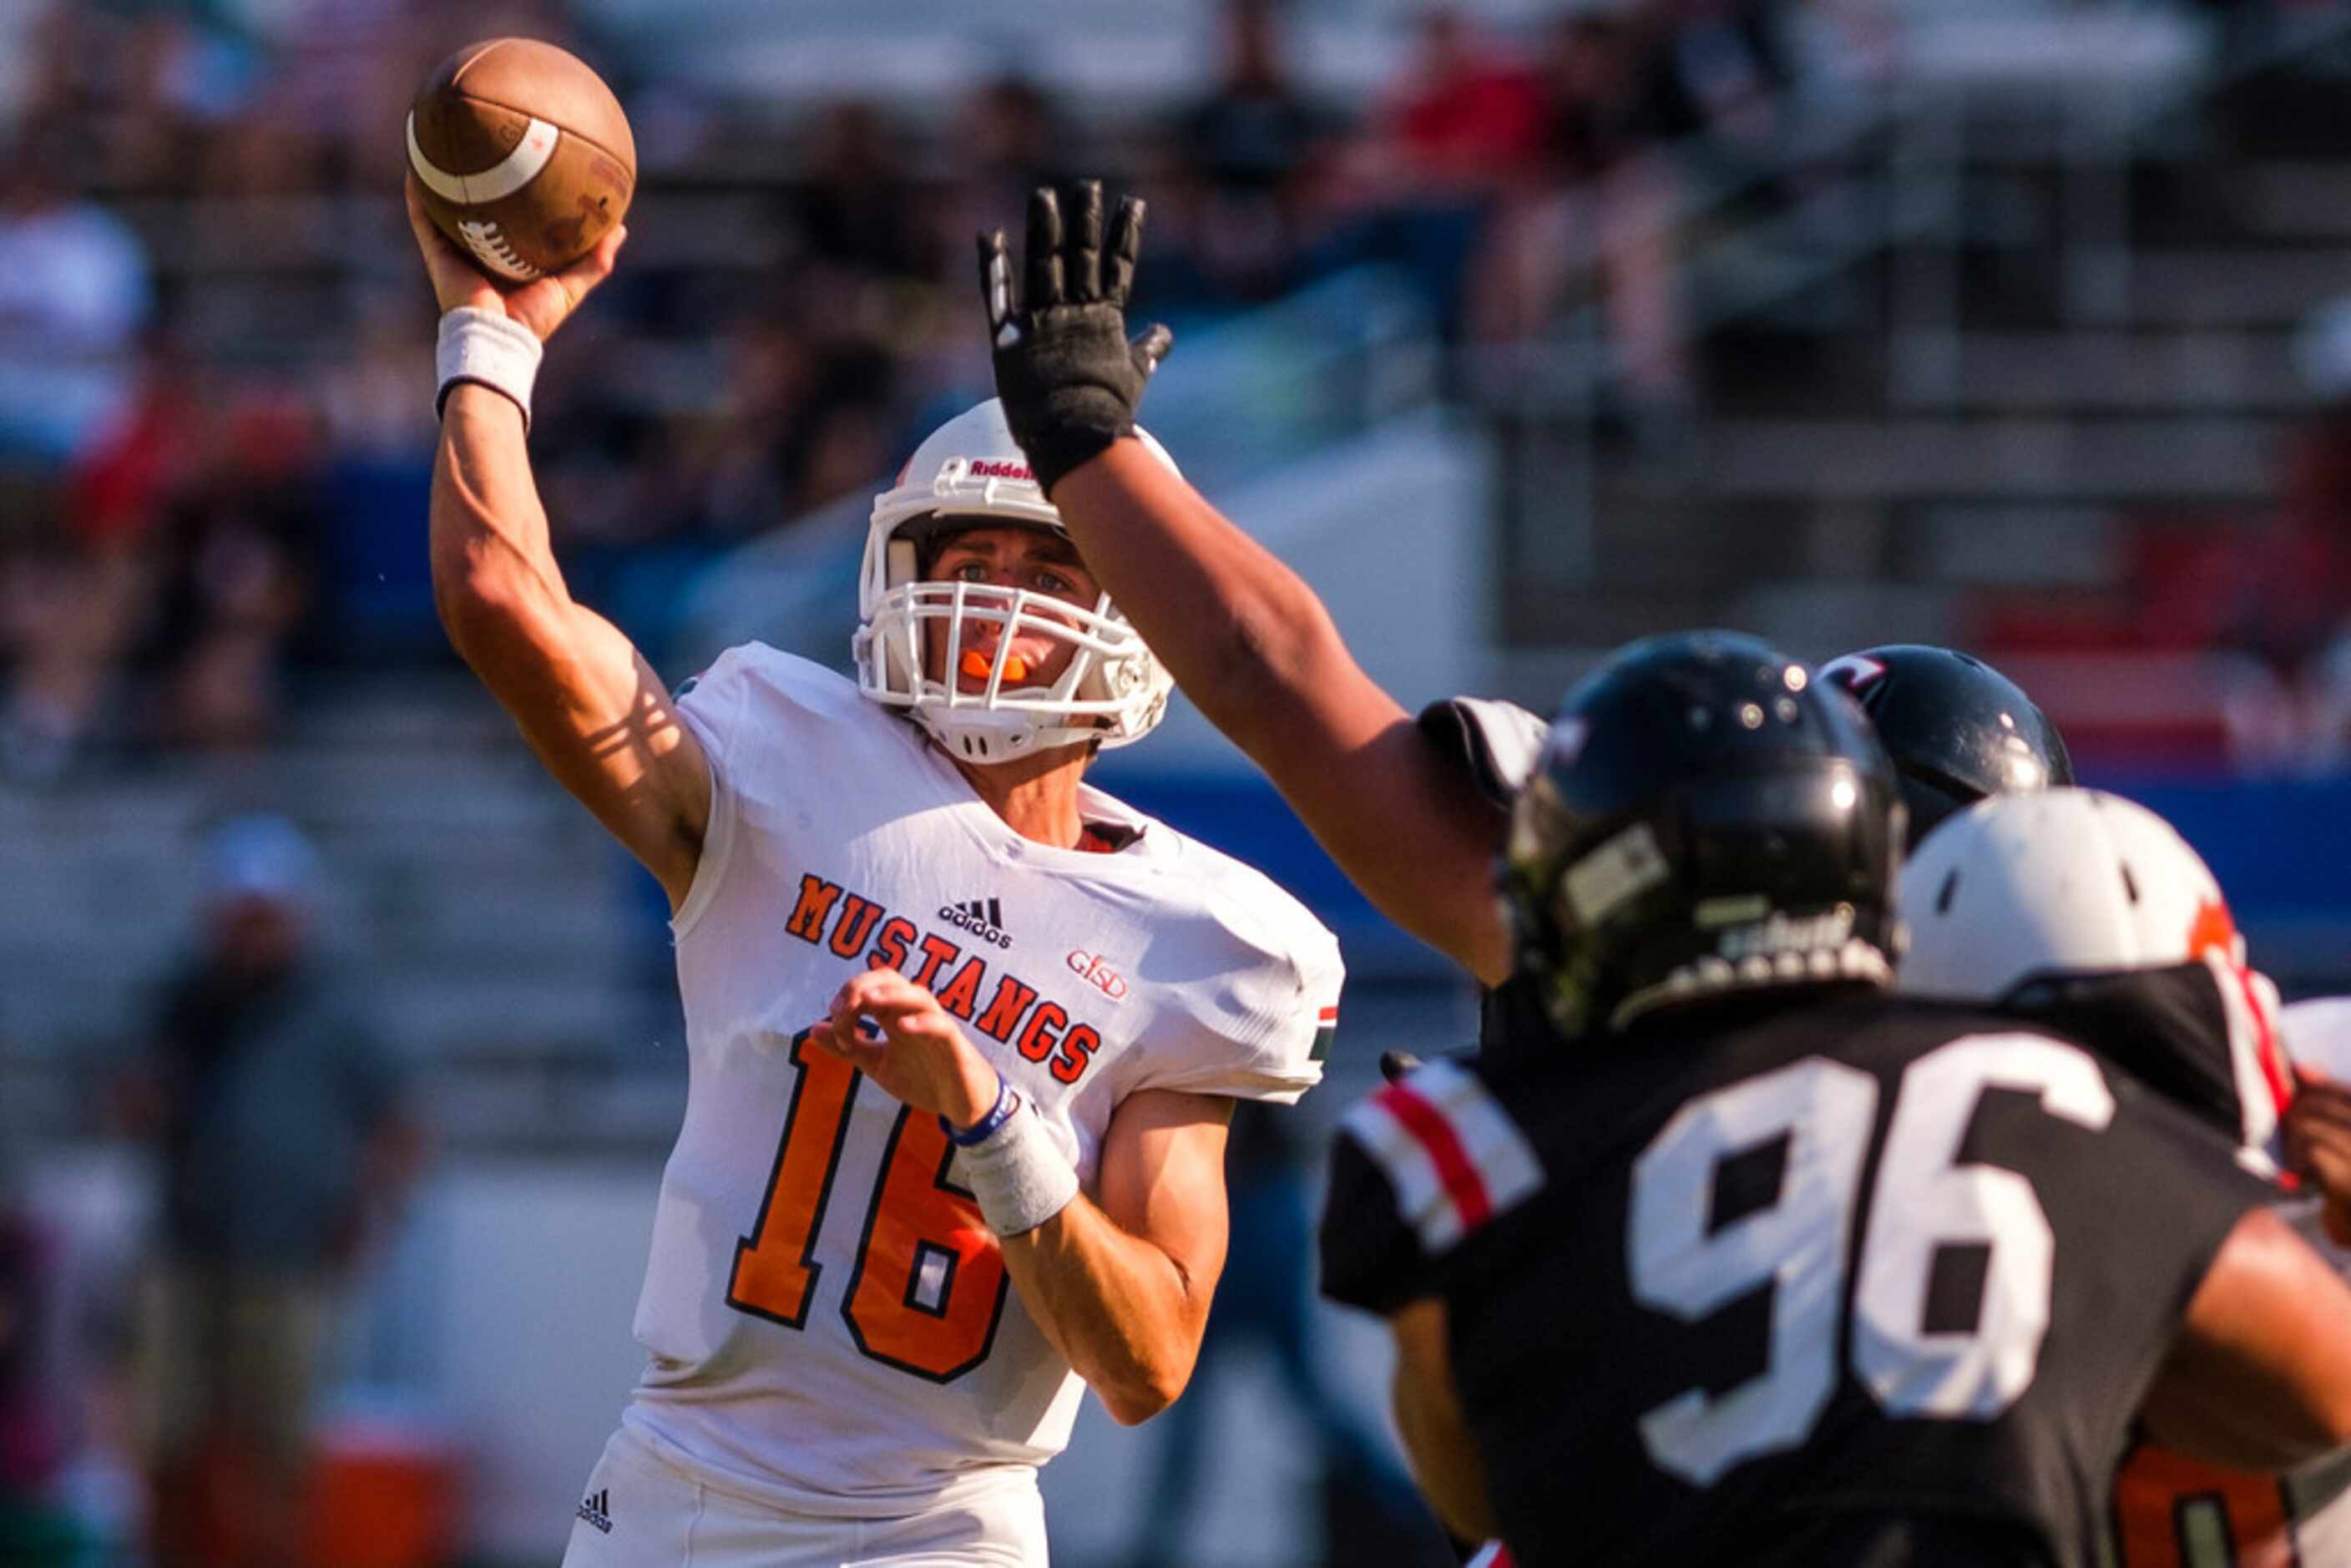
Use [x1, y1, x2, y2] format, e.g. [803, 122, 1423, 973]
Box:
[1067, 950, 1128, 1000]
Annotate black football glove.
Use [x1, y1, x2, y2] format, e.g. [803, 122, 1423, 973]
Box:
[978, 180, 1173, 495]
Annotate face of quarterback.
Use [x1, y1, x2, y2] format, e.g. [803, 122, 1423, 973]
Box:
[918, 524, 1102, 696]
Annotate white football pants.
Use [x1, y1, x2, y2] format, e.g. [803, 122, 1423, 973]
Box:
[559, 1425, 1049, 1567]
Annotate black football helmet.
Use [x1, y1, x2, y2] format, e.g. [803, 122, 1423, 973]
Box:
[1817, 644, 2073, 849]
[1504, 630, 1907, 1040]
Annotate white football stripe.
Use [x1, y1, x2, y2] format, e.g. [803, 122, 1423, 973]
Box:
[406, 110, 559, 205]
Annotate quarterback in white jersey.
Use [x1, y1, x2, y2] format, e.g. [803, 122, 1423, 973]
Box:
[405, 189, 1341, 1565]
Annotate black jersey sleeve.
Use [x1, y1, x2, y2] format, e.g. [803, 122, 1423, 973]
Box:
[1986, 1055, 2283, 1437]
[1319, 1129, 1440, 1318]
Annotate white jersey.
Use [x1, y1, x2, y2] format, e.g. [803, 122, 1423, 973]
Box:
[621, 645, 1342, 1519]
[2106, 996, 2351, 1568]
[2288, 995, 2351, 1081]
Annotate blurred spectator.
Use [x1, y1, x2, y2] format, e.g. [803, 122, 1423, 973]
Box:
[1639, 0, 1797, 185]
[0, 1156, 93, 1566]
[1165, 0, 1337, 301]
[2210, 300, 2351, 772]
[948, 75, 1075, 245]
[0, 122, 152, 467]
[1303, 10, 1543, 342]
[139, 392, 320, 753]
[1130, 1103, 1445, 1568]
[790, 100, 926, 280]
[0, 352, 183, 785]
[0, 505, 152, 787]
[1, 363, 320, 781]
[1469, 15, 1689, 416]
[114, 817, 420, 1568]
[1380, 10, 1546, 196]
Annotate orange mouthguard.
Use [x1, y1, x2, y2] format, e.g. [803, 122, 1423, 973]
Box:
[961, 650, 1029, 683]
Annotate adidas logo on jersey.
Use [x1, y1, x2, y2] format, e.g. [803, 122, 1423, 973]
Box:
[785, 872, 1102, 1086]
[576, 1488, 613, 1535]
[939, 898, 1013, 949]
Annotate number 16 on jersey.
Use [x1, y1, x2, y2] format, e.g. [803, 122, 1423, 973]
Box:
[727, 1031, 1013, 1383]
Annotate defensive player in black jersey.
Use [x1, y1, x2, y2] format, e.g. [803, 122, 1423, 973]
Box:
[1317, 632, 2351, 1566]
[966, 180, 2351, 1561]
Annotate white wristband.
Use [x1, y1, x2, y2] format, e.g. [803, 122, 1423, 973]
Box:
[436, 306, 544, 429]
[955, 1094, 1080, 1237]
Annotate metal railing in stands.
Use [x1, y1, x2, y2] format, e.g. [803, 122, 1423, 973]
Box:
[1494, 2, 2351, 591]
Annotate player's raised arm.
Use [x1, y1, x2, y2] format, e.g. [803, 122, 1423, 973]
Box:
[407, 177, 710, 909]
[978, 183, 1513, 984]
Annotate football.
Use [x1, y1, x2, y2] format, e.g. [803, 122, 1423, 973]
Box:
[406, 38, 635, 283]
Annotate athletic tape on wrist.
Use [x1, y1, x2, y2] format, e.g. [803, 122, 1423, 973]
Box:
[956, 1094, 1079, 1237]
[436, 306, 544, 429]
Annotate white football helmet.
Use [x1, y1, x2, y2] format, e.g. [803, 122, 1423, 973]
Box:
[854, 399, 1174, 764]
[1899, 788, 2242, 993]
[1899, 787, 2292, 1156]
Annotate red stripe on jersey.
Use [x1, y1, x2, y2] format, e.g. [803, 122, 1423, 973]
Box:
[2235, 966, 2293, 1117]
[1317, 1005, 1339, 1021]
[1377, 1080, 1492, 1232]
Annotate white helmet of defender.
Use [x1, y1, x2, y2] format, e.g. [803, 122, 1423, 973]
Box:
[1900, 788, 2242, 991]
[1898, 787, 2292, 1156]
[856, 399, 1175, 764]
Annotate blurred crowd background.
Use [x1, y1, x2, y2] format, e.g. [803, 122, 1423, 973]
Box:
[7, 0, 2351, 1564]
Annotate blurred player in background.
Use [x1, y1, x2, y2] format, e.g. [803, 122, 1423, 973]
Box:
[1827, 642, 2351, 1566]
[116, 814, 419, 1568]
[1320, 636, 2351, 1565]
[0, 1150, 84, 1567]
[1898, 787, 2351, 1567]
[405, 180, 1342, 1566]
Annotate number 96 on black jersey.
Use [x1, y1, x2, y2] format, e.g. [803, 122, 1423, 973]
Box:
[1317, 994, 2278, 1568]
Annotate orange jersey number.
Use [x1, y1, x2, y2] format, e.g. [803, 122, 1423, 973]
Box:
[2114, 1446, 2299, 1568]
[726, 1032, 1010, 1381]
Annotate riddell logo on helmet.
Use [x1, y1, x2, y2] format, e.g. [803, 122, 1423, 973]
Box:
[1717, 908, 1856, 961]
[966, 458, 1033, 481]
